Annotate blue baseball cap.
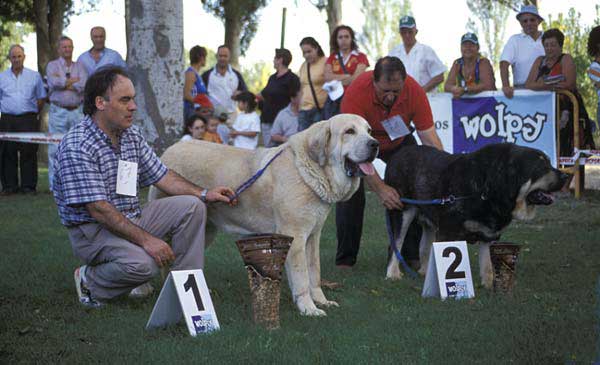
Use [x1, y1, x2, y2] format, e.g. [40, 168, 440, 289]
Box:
[461, 33, 479, 45]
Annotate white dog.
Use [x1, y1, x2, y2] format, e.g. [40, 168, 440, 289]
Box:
[149, 114, 379, 316]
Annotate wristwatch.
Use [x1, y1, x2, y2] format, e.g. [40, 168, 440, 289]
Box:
[463, 85, 468, 93]
[200, 189, 208, 203]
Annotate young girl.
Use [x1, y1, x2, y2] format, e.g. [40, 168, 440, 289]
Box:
[588, 26, 600, 126]
[181, 115, 206, 141]
[230, 91, 260, 150]
[202, 116, 223, 144]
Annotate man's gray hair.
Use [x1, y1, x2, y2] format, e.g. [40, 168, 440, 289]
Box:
[59, 35, 73, 45]
[7, 44, 24, 58]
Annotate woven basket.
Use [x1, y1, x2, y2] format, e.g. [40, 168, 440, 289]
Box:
[235, 234, 293, 329]
[490, 242, 521, 293]
[246, 265, 282, 330]
[235, 234, 293, 280]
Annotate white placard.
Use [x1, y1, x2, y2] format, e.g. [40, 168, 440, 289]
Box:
[146, 270, 220, 336]
[381, 115, 411, 141]
[116, 160, 137, 196]
[422, 241, 475, 300]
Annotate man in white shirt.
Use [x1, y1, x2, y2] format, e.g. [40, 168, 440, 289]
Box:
[388, 15, 446, 92]
[201, 45, 248, 126]
[500, 5, 545, 98]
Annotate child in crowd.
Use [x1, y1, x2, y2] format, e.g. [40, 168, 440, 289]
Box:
[203, 116, 223, 144]
[230, 91, 260, 150]
[588, 26, 600, 126]
[216, 112, 231, 145]
[181, 115, 207, 141]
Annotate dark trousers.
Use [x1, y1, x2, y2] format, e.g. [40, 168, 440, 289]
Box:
[335, 135, 421, 266]
[0, 113, 39, 192]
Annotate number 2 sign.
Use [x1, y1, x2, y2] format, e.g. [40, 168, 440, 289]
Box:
[146, 270, 220, 336]
[422, 241, 475, 300]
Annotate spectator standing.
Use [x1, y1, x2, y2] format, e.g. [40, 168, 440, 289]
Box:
[46, 36, 88, 190]
[77, 26, 127, 76]
[259, 48, 300, 147]
[0, 45, 47, 195]
[201, 45, 248, 126]
[230, 91, 260, 150]
[183, 46, 209, 121]
[323, 25, 369, 119]
[444, 33, 496, 98]
[587, 26, 600, 125]
[52, 66, 235, 307]
[499, 5, 545, 98]
[388, 16, 445, 92]
[335, 57, 443, 268]
[297, 37, 328, 131]
[271, 77, 302, 146]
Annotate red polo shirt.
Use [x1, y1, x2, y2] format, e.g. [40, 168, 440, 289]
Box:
[341, 71, 434, 155]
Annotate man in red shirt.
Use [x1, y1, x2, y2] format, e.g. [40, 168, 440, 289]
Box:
[336, 56, 443, 268]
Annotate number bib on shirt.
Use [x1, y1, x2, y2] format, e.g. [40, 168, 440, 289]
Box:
[381, 115, 411, 141]
[116, 160, 138, 196]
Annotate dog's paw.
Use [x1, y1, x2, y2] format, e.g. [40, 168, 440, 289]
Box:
[296, 294, 327, 316]
[386, 263, 404, 280]
[300, 306, 327, 316]
[315, 299, 339, 308]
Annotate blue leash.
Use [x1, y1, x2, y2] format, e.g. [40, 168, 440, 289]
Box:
[229, 148, 285, 202]
[385, 194, 476, 279]
[385, 210, 419, 279]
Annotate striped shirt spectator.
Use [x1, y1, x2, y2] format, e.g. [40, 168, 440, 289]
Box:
[52, 116, 167, 226]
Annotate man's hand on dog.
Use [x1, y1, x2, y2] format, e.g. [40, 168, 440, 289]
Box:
[207, 186, 238, 206]
[376, 183, 404, 210]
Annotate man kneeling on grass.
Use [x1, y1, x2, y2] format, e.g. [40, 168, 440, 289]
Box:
[51, 66, 236, 308]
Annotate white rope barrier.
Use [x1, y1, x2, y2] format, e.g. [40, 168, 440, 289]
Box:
[0, 132, 64, 145]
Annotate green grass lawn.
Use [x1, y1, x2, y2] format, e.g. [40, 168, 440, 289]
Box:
[1, 169, 599, 363]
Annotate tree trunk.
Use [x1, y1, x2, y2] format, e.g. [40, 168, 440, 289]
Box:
[33, 0, 51, 74]
[33, 0, 64, 74]
[326, 0, 342, 34]
[224, 4, 242, 68]
[126, 0, 185, 152]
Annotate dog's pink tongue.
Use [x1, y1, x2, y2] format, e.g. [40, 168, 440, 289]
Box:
[358, 162, 375, 176]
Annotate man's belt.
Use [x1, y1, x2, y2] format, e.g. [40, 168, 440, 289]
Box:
[52, 102, 79, 111]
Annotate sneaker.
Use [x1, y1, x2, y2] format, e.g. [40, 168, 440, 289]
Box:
[128, 282, 155, 298]
[74, 266, 103, 308]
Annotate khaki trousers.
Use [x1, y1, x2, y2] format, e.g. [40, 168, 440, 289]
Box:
[67, 196, 206, 300]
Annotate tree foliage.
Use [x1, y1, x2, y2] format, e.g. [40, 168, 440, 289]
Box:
[201, 0, 267, 67]
[358, 0, 410, 60]
[240, 60, 271, 94]
[466, 0, 509, 67]
[0, 21, 34, 70]
[308, 0, 342, 35]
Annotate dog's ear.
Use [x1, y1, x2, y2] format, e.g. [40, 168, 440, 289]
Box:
[307, 122, 331, 166]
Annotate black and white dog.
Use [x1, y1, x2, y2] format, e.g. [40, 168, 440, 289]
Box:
[384, 143, 569, 287]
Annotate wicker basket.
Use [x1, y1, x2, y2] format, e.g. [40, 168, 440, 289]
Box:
[490, 242, 521, 293]
[235, 234, 293, 329]
[235, 234, 293, 280]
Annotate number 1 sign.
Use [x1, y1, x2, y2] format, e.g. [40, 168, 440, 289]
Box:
[422, 241, 475, 300]
[146, 270, 220, 336]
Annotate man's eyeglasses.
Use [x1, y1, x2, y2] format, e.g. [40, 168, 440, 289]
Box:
[520, 17, 538, 24]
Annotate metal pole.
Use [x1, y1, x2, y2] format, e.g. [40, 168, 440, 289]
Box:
[280, 7, 287, 48]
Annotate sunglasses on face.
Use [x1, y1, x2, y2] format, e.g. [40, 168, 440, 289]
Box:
[520, 17, 538, 23]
